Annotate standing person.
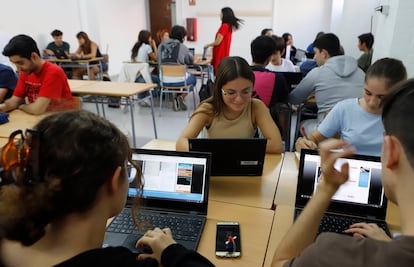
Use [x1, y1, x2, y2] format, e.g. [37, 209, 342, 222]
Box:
[176, 56, 283, 154]
[204, 7, 243, 71]
[295, 58, 407, 156]
[271, 79, 414, 267]
[72, 31, 105, 80]
[357, 32, 374, 72]
[43, 29, 70, 58]
[158, 25, 196, 111]
[0, 63, 17, 103]
[0, 34, 72, 114]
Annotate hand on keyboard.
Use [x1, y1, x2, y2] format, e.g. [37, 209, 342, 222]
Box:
[136, 227, 177, 262]
[344, 222, 392, 241]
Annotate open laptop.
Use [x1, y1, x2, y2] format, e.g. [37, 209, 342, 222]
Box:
[188, 138, 267, 176]
[294, 149, 391, 236]
[53, 49, 69, 59]
[104, 148, 211, 252]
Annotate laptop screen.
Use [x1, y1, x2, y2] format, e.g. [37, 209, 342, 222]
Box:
[296, 149, 387, 219]
[128, 149, 211, 207]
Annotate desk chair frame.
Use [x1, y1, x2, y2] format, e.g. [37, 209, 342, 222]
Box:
[158, 64, 196, 117]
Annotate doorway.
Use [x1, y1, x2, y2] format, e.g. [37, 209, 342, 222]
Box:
[149, 0, 173, 44]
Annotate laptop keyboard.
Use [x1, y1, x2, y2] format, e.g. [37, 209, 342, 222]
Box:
[106, 208, 204, 242]
[319, 213, 390, 236]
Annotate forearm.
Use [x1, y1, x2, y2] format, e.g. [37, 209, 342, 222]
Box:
[18, 103, 47, 115]
[176, 137, 190, 152]
[0, 99, 18, 112]
[272, 188, 334, 266]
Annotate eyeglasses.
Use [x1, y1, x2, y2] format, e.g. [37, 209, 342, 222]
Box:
[0, 129, 39, 186]
[221, 88, 253, 99]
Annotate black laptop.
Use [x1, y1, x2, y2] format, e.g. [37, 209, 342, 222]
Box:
[104, 148, 211, 252]
[53, 49, 69, 59]
[294, 149, 391, 236]
[188, 138, 267, 176]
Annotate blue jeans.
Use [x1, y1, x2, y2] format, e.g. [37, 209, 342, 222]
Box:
[135, 74, 159, 99]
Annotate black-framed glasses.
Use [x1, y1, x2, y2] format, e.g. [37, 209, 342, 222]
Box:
[0, 129, 39, 186]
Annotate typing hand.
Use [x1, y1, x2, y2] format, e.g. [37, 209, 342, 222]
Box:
[344, 222, 392, 241]
[295, 137, 317, 151]
[136, 227, 177, 263]
[317, 139, 356, 195]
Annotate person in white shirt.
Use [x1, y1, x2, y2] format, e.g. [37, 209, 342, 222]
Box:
[131, 30, 157, 63]
[266, 36, 296, 72]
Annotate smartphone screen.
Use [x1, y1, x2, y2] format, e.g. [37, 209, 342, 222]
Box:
[215, 221, 241, 257]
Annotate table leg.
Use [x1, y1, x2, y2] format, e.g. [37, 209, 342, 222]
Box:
[149, 90, 158, 139]
[129, 96, 137, 148]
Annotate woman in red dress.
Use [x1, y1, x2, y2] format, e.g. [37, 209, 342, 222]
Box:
[204, 7, 243, 71]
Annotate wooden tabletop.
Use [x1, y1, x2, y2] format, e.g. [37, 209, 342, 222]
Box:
[142, 139, 283, 209]
[0, 137, 8, 147]
[198, 201, 274, 267]
[47, 57, 104, 63]
[69, 79, 157, 97]
[0, 110, 52, 138]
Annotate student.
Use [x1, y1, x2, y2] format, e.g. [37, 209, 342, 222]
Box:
[0, 63, 17, 103]
[266, 35, 296, 72]
[156, 28, 169, 45]
[131, 30, 157, 63]
[290, 33, 364, 137]
[281, 32, 297, 64]
[158, 25, 196, 111]
[250, 35, 289, 107]
[204, 7, 243, 71]
[0, 110, 215, 267]
[72, 31, 105, 80]
[43, 29, 70, 58]
[271, 79, 414, 267]
[295, 58, 407, 156]
[176, 56, 283, 154]
[261, 28, 273, 37]
[0, 34, 72, 114]
[357, 32, 374, 73]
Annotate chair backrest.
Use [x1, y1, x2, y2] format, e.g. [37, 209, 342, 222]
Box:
[160, 64, 186, 78]
[275, 71, 303, 92]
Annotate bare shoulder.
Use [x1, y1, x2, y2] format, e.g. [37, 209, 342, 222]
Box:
[251, 98, 267, 112]
[193, 102, 214, 123]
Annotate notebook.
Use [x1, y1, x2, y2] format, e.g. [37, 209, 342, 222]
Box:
[188, 138, 267, 176]
[104, 148, 211, 252]
[294, 149, 391, 236]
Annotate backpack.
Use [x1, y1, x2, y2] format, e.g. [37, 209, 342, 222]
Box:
[199, 78, 214, 102]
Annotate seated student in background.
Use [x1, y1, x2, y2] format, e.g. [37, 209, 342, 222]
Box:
[131, 30, 159, 106]
[281, 32, 297, 65]
[0, 62, 17, 103]
[357, 32, 374, 73]
[0, 34, 72, 114]
[156, 28, 169, 45]
[176, 56, 283, 154]
[261, 28, 273, 37]
[250, 35, 289, 107]
[72, 31, 105, 80]
[271, 79, 414, 266]
[266, 35, 296, 72]
[158, 25, 196, 111]
[43, 29, 70, 58]
[305, 31, 325, 58]
[295, 58, 407, 156]
[0, 110, 214, 267]
[290, 33, 364, 136]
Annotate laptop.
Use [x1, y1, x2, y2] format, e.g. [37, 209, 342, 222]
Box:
[104, 148, 212, 252]
[201, 47, 208, 60]
[53, 49, 69, 59]
[294, 149, 391, 236]
[188, 138, 267, 176]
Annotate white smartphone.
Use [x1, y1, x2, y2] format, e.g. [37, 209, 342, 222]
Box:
[215, 221, 241, 258]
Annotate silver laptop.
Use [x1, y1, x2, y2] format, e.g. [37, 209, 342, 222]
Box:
[104, 148, 211, 252]
[294, 149, 391, 236]
[188, 138, 267, 176]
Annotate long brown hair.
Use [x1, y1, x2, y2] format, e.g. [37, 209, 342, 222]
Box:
[76, 31, 92, 54]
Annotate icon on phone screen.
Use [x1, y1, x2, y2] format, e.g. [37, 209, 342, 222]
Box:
[215, 221, 241, 257]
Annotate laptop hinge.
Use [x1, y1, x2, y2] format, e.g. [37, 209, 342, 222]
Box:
[366, 215, 377, 220]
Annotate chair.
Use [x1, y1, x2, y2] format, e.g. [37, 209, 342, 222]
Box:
[270, 102, 292, 152]
[158, 64, 196, 117]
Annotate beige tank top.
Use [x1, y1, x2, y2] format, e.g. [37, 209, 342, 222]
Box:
[206, 101, 256, 137]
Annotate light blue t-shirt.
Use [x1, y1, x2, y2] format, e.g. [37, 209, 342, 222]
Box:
[318, 98, 384, 156]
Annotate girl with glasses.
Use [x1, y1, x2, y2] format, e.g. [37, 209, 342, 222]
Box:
[176, 56, 283, 154]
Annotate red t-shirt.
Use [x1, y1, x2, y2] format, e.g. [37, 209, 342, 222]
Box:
[212, 23, 232, 70]
[14, 61, 73, 111]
